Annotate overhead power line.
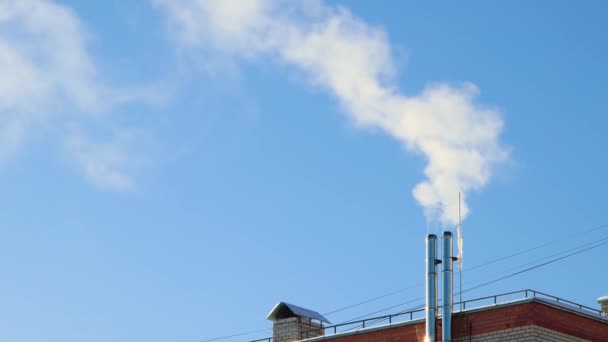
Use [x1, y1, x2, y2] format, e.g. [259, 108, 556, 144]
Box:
[464, 223, 608, 272]
[340, 303, 426, 333]
[316, 232, 608, 335]
[329, 223, 608, 326]
[329, 222, 608, 323]
[339, 296, 424, 324]
[201, 223, 608, 342]
[201, 328, 271, 342]
[318, 234, 608, 335]
[502, 235, 608, 274]
[461, 238, 608, 295]
[322, 288, 413, 316]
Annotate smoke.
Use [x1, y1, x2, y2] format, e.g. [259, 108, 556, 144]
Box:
[155, 0, 508, 225]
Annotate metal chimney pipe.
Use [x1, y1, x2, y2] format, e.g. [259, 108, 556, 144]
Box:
[426, 234, 438, 342]
[442, 231, 453, 342]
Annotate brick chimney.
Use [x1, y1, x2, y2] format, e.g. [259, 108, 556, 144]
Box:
[267, 302, 330, 342]
[598, 296, 608, 316]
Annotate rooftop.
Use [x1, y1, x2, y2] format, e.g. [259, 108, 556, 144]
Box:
[253, 289, 607, 342]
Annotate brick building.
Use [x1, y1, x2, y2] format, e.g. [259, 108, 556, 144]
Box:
[257, 233, 608, 342]
[261, 290, 608, 342]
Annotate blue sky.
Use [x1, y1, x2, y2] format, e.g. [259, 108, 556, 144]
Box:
[1, 1, 607, 341]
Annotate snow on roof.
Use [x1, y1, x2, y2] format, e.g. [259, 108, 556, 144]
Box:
[267, 302, 331, 324]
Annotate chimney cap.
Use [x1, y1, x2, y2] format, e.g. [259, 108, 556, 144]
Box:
[267, 302, 331, 324]
[597, 296, 608, 304]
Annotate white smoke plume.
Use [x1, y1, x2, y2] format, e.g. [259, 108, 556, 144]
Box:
[155, 0, 508, 225]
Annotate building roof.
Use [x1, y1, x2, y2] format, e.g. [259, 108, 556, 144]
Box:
[267, 302, 331, 324]
[298, 294, 608, 342]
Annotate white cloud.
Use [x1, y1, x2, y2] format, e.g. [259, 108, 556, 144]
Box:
[0, 0, 148, 190]
[66, 129, 137, 192]
[0, 0, 101, 114]
[156, 0, 509, 225]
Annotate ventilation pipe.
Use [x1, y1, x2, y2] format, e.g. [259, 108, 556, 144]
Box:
[442, 232, 454, 342]
[426, 234, 439, 342]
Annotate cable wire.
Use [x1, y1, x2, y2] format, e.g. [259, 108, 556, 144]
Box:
[322, 288, 412, 316]
[309, 232, 608, 337]
[329, 235, 608, 337]
[461, 239, 608, 295]
[204, 223, 608, 342]
[464, 223, 608, 272]
[201, 328, 271, 342]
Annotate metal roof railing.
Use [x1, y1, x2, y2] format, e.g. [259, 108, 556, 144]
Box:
[455, 289, 603, 316]
[250, 289, 604, 342]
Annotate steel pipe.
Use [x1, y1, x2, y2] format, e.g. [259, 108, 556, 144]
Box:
[442, 231, 453, 342]
[426, 234, 438, 342]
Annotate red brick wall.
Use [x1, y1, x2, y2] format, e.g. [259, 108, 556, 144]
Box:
[318, 321, 427, 342]
[450, 301, 608, 341]
[316, 300, 608, 342]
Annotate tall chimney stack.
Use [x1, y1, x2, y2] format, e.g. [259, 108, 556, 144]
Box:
[442, 231, 454, 342]
[426, 234, 439, 342]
